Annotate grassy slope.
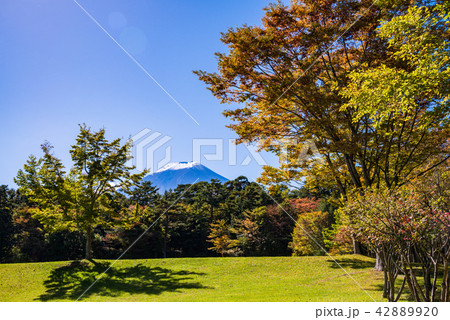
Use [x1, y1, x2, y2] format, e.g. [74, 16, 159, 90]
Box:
[0, 255, 385, 302]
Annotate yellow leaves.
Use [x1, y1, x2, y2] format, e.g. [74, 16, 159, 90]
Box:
[207, 219, 239, 256]
[291, 210, 329, 256]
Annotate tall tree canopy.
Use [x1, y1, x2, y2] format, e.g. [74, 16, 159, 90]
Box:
[15, 125, 144, 259]
[341, 1, 450, 185]
[195, 0, 448, 195]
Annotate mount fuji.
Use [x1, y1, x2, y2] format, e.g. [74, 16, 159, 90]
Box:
[143, 162, 228, 193]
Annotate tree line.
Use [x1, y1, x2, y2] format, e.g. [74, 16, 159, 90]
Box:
[0, 172, 339, 263]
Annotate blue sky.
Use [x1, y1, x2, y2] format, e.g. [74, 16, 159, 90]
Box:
[0, 0, 283, 187]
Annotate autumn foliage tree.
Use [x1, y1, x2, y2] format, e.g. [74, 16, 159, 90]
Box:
[195, 0, 432, 195]
[208, 219, 239, 257]
[196, 0, 450, 197]
[290, 210, 329, 256]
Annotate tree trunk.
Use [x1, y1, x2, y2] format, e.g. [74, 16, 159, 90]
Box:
[431, 261, 439, 302]
[394, 277, 406, 302]
[375, 252, 384, 271]
[163, 214, 168, 259]
[343, 154, 363, 189]
[423, 266, 432, 301]
[402, 256, 420, 302]
[352, 235, 361, 255]
[382, 269, 388, 299]
[387, 269, 396, 302]
[441, 258, 449, 302]
[163, 235, 167, 259]
[85, 226, 93, 260]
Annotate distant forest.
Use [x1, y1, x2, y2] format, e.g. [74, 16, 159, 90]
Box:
[0, 178, 340, 263]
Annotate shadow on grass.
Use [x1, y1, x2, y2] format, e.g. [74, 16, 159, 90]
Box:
[326, 257, 375, 270]
[37, 260, 211, 301]
[326, 257, 418, 301]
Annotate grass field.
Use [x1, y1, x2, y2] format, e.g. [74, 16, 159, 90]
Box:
[0, 255, 386, 302]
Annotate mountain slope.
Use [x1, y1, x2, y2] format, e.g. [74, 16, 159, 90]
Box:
[143, 162, 228, 192]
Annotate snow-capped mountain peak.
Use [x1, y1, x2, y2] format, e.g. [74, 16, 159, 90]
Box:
[156, 161, 200, 172]
[144, 161, 228, 193]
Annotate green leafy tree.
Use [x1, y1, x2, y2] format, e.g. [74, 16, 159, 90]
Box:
[343, 2, 450, 120]
[341, 2, 450, 185]
[130, 180, 159, 207]
[129, 180, 160, 222]
[15, 125, 145, 259]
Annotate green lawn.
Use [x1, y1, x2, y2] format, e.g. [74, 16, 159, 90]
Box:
[0, 255, 386, 301]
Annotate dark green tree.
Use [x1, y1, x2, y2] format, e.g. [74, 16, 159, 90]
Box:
[190, 179, 226, 223]
[130, 180, 159, 207]
[0, 186, 15, 261]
